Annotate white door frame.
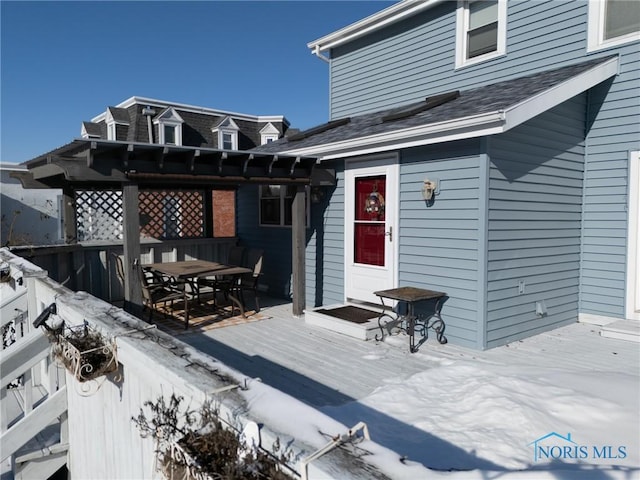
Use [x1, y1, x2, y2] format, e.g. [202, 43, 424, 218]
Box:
[626, 150, 640, 320]
[344, 154, 399, 304]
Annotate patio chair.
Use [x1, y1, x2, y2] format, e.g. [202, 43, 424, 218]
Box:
[197, 245, 246, 302]
[139, 265, 184, 321]
[232, 248, 264, 313]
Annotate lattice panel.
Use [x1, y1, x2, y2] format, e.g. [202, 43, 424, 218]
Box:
[76, 190, 123, 241]
[139, 190, 204, 239]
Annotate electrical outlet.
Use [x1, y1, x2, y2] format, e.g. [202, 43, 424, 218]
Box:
[518, 280, 525, 295]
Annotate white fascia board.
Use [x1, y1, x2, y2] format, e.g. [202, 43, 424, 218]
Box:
[281, 112, 505, 160]
[91, 96, 288, 125]
[308, 0, 444, 54]
[503, 56, 619, 131]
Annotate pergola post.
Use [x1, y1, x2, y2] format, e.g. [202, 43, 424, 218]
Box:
[122, 183, 143, 315]
[291, 185, 306, 316]
[62, 186, 77, 244]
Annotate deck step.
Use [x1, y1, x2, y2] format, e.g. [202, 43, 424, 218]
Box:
[600, 320, 640, 342]
[304, 304, 383, 341]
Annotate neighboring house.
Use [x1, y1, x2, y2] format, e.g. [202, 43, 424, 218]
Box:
[0, 163, 63, 246]
[76, 97, 290, 241]
[248, 0, 640, 348]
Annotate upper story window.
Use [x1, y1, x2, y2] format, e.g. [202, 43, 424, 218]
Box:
[259, 122, 280, 145]
[588, 0, 640, 51]
[154, 107, 184, 145]
[259, 185, 309, 227]
[455, 0, 507, 69]
[107, 123, 116, 140]
[213, 116, 239, 150]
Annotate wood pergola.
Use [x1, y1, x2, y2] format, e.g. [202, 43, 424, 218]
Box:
[13, 139, 334, 316]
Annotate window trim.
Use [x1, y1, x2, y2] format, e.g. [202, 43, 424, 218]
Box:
[159, 122, 182, 145]
[107, 122, 116, 140]
[258, 185, 310, 228]
[219, 129, 238, 150]
[455, 0, 507, 69]
[153, 107, 184, 146]
[587, 0, 640, 52]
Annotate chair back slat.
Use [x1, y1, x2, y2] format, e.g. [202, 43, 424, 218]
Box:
[227, 246, 245, 266]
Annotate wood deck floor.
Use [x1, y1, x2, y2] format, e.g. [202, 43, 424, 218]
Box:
[172, 296, 640, 410]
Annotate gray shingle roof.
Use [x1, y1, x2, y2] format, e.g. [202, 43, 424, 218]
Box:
[108, 106, 130, 124]
[254, 55, 617, 154]
[82, 121, 102, 137]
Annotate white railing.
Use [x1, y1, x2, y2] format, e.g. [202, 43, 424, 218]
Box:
[0, 254, 68, 480]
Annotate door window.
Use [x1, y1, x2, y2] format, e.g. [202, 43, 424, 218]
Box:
[354, 175, 386, 266]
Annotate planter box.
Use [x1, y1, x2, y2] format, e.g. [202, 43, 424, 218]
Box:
[52, 323, 118, 382]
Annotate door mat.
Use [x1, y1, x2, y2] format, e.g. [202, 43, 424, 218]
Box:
[315, 306, 379, 324]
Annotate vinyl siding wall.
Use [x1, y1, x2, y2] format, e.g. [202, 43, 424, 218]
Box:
[306, 162, 345, 308]
[399, 140, 482, 349]
[485, 97, 586, 347]
[236, 185, 294, 298]
[328, 0, 639, 324]
[581, 45, 640, 319]
[329, 1, 592, 119]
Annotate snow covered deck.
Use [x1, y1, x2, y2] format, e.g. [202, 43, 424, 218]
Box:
[177, 298, 640, 477]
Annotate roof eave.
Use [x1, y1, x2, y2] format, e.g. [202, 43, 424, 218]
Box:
[307, 0, 444, 55]
[281, 112, 506, 160]
[281, 55, 620, 161]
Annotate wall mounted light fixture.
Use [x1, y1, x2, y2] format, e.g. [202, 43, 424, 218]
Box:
[422, 178, 439, 201]
[310, 186, 325, 204]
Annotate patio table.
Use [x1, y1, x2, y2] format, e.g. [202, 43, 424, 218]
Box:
[374, 286, 448, 352]
[145, 260, 251, 329]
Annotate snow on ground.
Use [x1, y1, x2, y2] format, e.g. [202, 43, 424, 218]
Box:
[322, 329, 639, 479]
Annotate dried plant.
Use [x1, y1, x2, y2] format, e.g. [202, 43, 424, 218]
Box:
[133, 394, 293, 480]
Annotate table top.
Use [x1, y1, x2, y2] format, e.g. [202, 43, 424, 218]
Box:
[374, 286, 446, 303]
[146, 260, 250, 279]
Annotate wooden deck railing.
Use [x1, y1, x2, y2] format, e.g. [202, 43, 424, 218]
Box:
[9, 237, 237, 304]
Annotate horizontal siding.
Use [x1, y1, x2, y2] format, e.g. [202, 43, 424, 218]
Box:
[486, 97, 586, 348]
[581, 44, 640, 318]
[399, 141, 481, 349]
[236, 185, 296, 298]
[306, 163, 345, 307]
[329, 1, 616, 119]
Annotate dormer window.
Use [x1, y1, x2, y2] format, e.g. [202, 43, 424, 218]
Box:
[212, 116, 239, 150]
[105, 107, 130, 141]
[455, 0, 507, 68]
[154, 107, 184, 145]
[588, 0, 640, 51]
[259, 122, 280, 145]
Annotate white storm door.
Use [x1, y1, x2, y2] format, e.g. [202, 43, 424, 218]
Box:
[345, 157, 398, 304]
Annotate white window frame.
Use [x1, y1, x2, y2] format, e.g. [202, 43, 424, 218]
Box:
[258, 185, 310, 228]
[219, 130, 238, 150]
[159, 122, 182, 145]
[107, 122, 116, 140]
[455, 0, 507, 69]
[213, 116, 240, 150]
[154, 108, 184, 146]
[587, 0, 640, 52]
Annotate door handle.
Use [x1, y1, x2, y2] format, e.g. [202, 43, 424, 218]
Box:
[385, 226, 393, 242]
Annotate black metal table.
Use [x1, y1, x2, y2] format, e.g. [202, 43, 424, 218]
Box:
[374, 286, 447, 352]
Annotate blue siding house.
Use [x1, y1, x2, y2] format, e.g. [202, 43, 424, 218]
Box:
[245, 0, 639, 349]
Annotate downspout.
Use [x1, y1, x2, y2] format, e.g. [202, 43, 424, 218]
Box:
[142, 106, 156, 143]
[312, 45, 330, 63]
